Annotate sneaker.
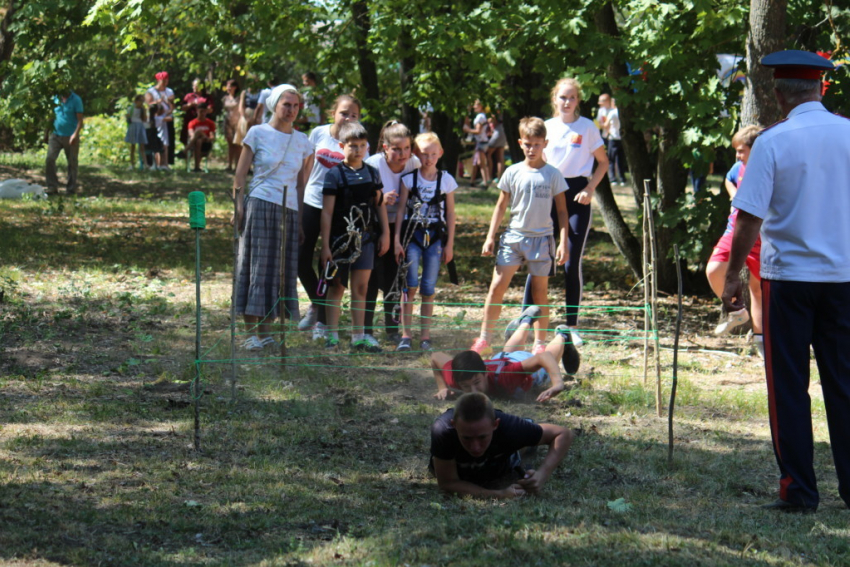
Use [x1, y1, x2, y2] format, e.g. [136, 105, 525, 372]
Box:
[397, 337, 413, 352]
[259, 336, 277, 349]
[562, 341, 581, 375]
[420, 339, 433, 352]
[714, 309, 749, 335]
[386, 332, 402, 345]
[352, 337, 381, 353]
[531, 343, 546, 355]
[298, 305, 318, 331]
[160, 164, 171, 171]
[556, 325, 581, 374]
[569, 327, 583, 347]
[363, 334, 382, 350]
[325, 336, 340, 350]
[312, 322, 327, 341]
[503, 305, 543, 341]
[470, 337, 492, 356]
[242, 335, 264, 351]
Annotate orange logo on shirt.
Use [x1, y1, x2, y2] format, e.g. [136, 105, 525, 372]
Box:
[570, 133, 582, 147]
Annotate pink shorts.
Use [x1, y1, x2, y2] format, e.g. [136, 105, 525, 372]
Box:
[709, 233, 761, 280]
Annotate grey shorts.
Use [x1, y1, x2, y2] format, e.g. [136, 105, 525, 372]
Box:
[495, 234, 554, 277]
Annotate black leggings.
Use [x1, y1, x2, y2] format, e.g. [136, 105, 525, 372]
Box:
[365, 223, 399, 335]
[297, 203, 325, 324]
[523, 176, 592, 327]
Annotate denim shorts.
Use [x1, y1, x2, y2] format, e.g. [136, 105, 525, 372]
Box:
[405, 240, 442, 297]
[335, 239, 375, 289]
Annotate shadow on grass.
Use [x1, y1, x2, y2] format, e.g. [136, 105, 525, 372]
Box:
[3, 365, 849, 566]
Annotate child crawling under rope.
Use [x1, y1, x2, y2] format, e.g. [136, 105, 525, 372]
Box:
[430, 306, 580, 403]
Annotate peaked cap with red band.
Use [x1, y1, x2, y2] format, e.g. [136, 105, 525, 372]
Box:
[761, 50, 834, 80]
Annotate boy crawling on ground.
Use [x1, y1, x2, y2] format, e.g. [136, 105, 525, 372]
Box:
[430, 392, 573, 498]
[430, 306, 579, 403]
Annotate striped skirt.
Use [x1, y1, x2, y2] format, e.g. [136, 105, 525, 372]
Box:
[235, 198, 300, 321]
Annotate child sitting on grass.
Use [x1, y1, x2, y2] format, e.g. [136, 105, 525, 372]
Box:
[320, 121, 390, 352]
[431, 307, 577, 403]
[472, 116, 568, 356]
[394, 132, 457, 352]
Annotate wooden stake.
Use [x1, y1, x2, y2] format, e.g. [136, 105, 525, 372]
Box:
[642, 186, 650, 388]
[279, 185, 289, 368]
[644, 180, 662, 417]
[230, 194, 239, 403]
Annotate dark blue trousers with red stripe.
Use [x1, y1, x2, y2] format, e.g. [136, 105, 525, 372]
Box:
[762, 279, 850, 509]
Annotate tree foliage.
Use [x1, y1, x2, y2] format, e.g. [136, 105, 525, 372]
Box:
[1, 0, 847, 290]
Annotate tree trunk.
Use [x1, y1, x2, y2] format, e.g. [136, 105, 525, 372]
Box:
[501, 60, 547, 166]
[594, 177, 643, 278]
[0, 1, 16, 85]
[397, 33, 419, 136]
[351, 0, 381, 150]
[655, 126, 691, 292]
[595, 1, 654, 207]
[591, 1, 647, 278]
[431, 110, 460, 177]
[742, 0, 787, 127]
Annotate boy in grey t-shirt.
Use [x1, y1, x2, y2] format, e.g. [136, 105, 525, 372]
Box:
[471, 117, 568, 356]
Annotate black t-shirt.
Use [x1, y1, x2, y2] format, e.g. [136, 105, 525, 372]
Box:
[323, 163, 383, 237]
[430, 409, 543, 485]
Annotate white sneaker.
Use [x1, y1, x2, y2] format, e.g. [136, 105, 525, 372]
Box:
[242, 335, 264, 351]
[363, 334, 381, 349]
[160, 164, 171, 171]
[714, 309, 749, 335]
[311, 321, 327, 341]
[298, 305, 318, 331]
[569, 327, 583, 347]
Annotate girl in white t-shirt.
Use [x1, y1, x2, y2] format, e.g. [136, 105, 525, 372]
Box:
[363, 120, 421, 347]
[233, 84, 315, 351]
[297, 94, 365, 340]
[462, 99, 491, 187]
[394, 132, 457, 352]
[523, 78, 609, 347]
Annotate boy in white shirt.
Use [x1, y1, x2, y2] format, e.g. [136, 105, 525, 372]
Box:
[471, 117, 568, 356]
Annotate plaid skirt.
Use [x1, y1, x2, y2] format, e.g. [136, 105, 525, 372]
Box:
[235, 198, 300, 321]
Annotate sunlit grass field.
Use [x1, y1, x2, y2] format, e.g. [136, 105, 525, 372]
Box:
[1, 152, 844, 566]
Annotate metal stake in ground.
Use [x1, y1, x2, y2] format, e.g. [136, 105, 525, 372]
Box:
[188, 191, 207, 451]
[278, 185, 288, 367]
[669, 244, 683, 465]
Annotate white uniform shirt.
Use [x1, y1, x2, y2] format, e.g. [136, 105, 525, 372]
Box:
[544, 116, 604, 178]
[243, 124, 314, 211]
[365, 153, 421, 222]
[732, 101, 850, 282]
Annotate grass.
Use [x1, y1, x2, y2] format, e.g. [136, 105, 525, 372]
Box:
[0, 152, 844, 566]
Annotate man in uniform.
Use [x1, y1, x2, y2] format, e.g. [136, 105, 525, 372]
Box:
[722, 50, 849, 513]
